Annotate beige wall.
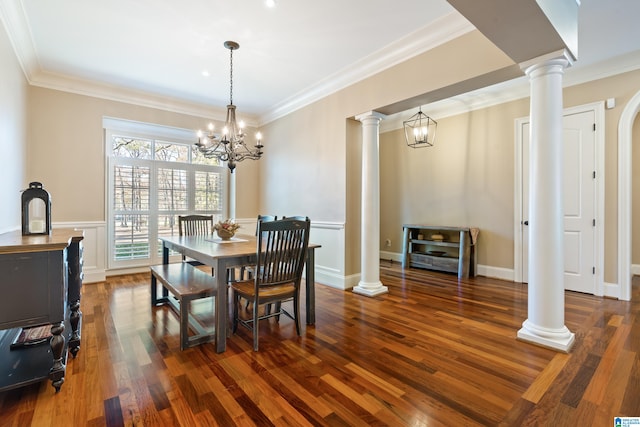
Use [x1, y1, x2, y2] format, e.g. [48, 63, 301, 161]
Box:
[261, 30, 515, 276]
[258, 95, 347, 220]
[0, 20, 28, 232]
[380, 97, 529, 270]
[380, 68, 640, 284]
[26, 87, 260, 222]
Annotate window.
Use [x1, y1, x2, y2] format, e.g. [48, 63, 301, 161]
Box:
[105, 118, 228, 269]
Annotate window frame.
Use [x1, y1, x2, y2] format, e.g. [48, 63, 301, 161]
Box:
[104, 117, 228, 270]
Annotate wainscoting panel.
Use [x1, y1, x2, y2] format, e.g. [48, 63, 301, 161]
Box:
[309, 221, 346, 289]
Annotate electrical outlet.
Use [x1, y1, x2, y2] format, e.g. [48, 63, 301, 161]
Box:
[385, 239, 391, 247]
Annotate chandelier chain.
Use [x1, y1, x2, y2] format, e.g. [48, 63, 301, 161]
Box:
[229, 48, 233, 105]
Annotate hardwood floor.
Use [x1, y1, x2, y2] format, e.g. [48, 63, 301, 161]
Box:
[1, 264, 638, 426]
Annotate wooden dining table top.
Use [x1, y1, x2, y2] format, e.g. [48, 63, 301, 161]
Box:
[160, 234, 320, 262]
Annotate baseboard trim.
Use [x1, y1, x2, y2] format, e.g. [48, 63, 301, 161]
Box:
[90, 249, 622, 301]
[315, 266, 350, 290]
[380, 251, 403, 263]
[477, 265, 515, 282]
[84, 269, 106, 284]
[603, 281, 620, 299]
[381, 251, 516, 282]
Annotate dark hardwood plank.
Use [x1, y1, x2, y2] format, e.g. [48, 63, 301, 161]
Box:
[0, 264, 638, 426]
[104, 396, 124, 427]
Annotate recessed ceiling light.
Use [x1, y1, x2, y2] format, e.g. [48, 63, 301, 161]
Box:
[265, 0, 276, 8]
[201, 70, 210, 77]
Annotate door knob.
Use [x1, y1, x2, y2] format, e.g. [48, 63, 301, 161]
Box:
[522, 220, 529, 225]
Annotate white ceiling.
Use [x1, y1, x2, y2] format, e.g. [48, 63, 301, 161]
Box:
[2, 0, 640, 125]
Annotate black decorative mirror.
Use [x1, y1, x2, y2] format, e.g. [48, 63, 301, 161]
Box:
[21, 182, 52, 235]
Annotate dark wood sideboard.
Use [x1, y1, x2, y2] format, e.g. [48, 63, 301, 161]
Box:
[0, 228, 84, 393]
[402, 224, 478, 279]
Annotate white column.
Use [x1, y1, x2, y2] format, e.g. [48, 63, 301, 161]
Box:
[229, 171, 237, 220]
[353, 111, 388, 297]
[517, 50, 575, 352]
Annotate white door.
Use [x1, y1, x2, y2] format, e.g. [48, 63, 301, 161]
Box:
[522, 110, 596, 293]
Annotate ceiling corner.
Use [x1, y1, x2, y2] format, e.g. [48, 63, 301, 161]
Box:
[0, 0, 41, 81]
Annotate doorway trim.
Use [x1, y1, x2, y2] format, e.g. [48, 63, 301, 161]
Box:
[618, 90, 640, 301]
[514, 101, 605, 296]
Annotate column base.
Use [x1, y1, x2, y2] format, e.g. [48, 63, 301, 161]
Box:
[352, 281, 388, 297]
[517, 319, 575, 353]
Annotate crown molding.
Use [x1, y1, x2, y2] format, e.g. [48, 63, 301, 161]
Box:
[1, 1, 472, 127]
[0, 0, 39, 80]
[0, 0, 253, 125]
[29, 69, 237, 123]
[260, 12, 475, 125]
[380, 49, 640, 133]
[3, 0, 639, 132]
[380, 77, 528, 133]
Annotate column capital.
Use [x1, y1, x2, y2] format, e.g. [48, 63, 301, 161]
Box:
[520, 49, 573, 76]
[355, 111, 386, 124]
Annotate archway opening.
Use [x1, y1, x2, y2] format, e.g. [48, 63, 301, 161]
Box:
[618, 90, 640, 301]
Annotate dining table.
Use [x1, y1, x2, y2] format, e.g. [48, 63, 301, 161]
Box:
[159, 234, 321, 353]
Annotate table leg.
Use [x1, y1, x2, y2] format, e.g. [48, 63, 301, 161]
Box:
[305, 248, 316, 325]
[162, 244, 169, 264]
[162, 243, 169, 299]
[214, 258, 227, 353]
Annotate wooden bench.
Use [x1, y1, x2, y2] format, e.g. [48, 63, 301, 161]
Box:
[150, 263, 218, 350]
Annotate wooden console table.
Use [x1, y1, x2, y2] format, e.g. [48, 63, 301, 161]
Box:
[0, 228, 84, 392]
[402, 225, 478, 278]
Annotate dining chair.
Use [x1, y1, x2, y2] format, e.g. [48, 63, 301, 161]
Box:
[231, 217, 311, 351]
[178, 214, 214, 274]
[179, 214, 213, 237]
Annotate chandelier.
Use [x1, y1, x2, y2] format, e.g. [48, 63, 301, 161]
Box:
[195, 41, 264, 172]
[403, 107, 437, 148]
